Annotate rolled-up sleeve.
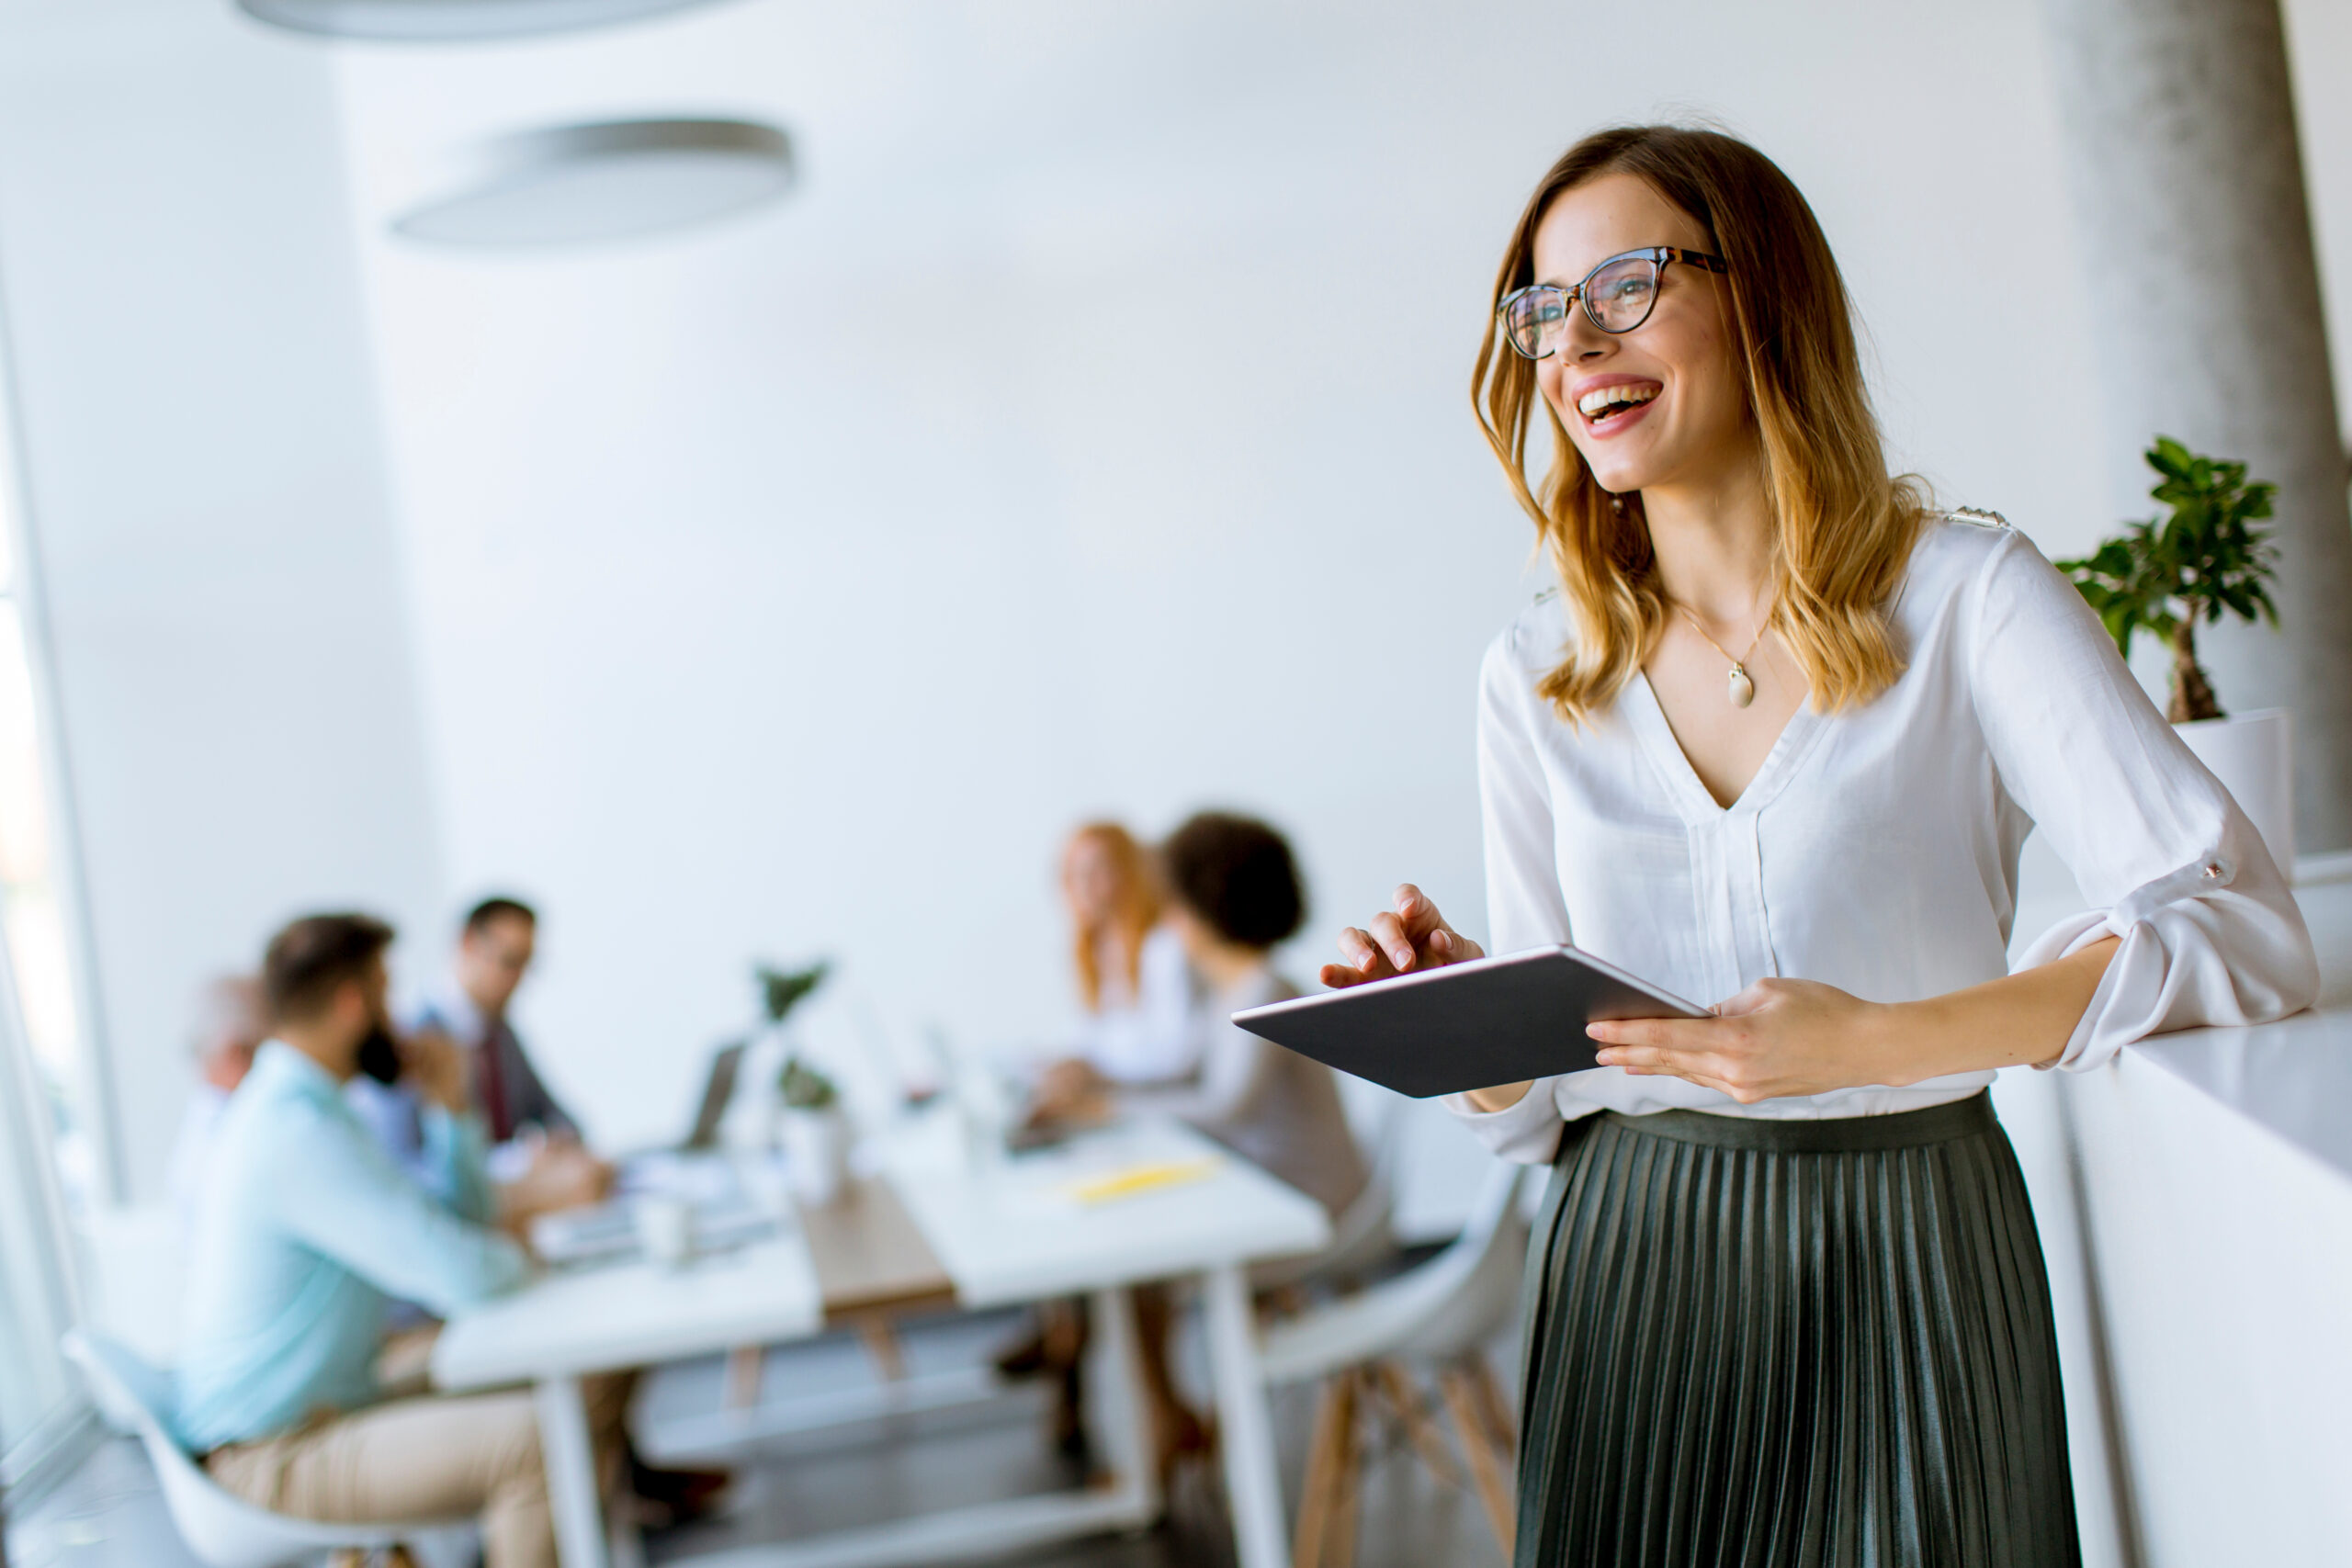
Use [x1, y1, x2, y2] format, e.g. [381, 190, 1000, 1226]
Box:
[1973, 531, 2318, 1069]
[1442, 624, 1577, 1163]
[276, 1102, 528, 1312]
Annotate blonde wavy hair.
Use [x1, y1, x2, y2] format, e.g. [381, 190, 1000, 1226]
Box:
[1472, 126, 1929, 723]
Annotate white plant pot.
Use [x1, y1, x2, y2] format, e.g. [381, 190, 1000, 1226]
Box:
[779, 1105, 850, 1208]
[2175, 707, 2294, 874]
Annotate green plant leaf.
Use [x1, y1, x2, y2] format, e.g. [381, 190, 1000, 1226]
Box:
[756, 959, 831, 1025]
[778, 1054, 839, 1110]
[2058, 437, 2280, 711]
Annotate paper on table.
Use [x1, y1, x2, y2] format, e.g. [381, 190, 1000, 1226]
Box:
[1062, 1156, 1223, 1206]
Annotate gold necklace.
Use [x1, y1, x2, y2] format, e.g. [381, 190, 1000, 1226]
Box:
[1673, 602, 1771, 709]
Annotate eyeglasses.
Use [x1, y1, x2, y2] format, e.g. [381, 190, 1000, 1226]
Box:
[1497, 246, 1729, 359]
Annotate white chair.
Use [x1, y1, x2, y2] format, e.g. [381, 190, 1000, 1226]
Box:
[1256, 1159, 1530, 1567]
[62, 1331, 476, 1568]
[1251, 1094, 1408, 1296]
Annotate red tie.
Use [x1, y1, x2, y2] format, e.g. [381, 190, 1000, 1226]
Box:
[477, 1029, 512, 1144]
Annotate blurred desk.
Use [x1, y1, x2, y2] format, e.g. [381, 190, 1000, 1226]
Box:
[434, 1115, 1329, 1568]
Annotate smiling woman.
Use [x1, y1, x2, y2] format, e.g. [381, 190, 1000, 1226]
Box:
[1316, 125, 2318, 1568]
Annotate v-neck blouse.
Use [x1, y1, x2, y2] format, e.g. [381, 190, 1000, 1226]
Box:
[1450, 515, 2318, 1157]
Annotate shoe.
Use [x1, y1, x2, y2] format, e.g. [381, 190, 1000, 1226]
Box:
[994, 1325, 1051, 1380]
[629, 1457, 732, 1529]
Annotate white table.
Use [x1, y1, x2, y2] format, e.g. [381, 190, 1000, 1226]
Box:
[887, 1120, 1331, 1568]
[434, 1237, 824, 1568]
[433, 1117, 1330, 1568]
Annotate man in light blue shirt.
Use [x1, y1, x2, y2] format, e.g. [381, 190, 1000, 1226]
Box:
[178, 913, 617, 1568]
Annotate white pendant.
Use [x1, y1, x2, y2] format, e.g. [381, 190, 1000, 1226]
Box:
[1727, 665, 1756, 708]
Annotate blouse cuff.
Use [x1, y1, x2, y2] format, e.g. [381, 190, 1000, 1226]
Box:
[2017, 849, 2314, 1072]
[1442, 1079, 1566, 1165]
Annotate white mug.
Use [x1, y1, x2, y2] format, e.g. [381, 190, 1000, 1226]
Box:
[633, 1194, 695, 1269]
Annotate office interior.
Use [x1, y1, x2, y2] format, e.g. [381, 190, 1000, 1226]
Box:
[2, 1, 2350, 1566]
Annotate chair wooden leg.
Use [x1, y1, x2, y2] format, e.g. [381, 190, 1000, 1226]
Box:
[1467, 1350, 1517, 1450]
[722, 1344, 765, 1410]
[1441, 1364, 1514, 1557]
[1293, 1374, 1347, 1568]
[1325, 1370, 1362, 1568]
[855, 1316, 908, 1382]
[1370, 1360, 1462, 1486]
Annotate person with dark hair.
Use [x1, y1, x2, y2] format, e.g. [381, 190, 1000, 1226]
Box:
[349, 894, 606, 1212]
[1129, 813, 1367, 1216]
[1037, 814, 1368, 1217]
[176, 912, 621, 1568]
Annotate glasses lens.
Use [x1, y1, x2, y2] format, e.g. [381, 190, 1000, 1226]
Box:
[1503, 288, 1568, 358]
[1585, 255, 1660, 333]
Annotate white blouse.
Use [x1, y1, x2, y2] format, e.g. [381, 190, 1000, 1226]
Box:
[1075, 923, 1210, 1085]
[1449, 515, 2318, 1164]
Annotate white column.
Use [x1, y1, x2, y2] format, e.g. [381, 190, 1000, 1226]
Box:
[2041, 0, 2352, 852]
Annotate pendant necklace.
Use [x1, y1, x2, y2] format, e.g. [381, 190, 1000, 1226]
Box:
[1673, 602, 1771, 709]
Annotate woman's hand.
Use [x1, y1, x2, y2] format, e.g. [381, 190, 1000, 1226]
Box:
[1317, 884, 1485, 990]
[1588, 977, 1901, 1103]
[1320, 886, 1531, 1113]
[1588, 936, 2119, 1104]
[398, 1026, 470, 1116]
[1027, 1058, 1112, 1127]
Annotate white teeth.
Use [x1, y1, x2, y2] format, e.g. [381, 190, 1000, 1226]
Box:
[1577, 383, 1660, 419]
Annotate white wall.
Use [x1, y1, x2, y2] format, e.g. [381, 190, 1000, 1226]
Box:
[330, 0, 2117, 1151]
[0, 0, 444, 1201]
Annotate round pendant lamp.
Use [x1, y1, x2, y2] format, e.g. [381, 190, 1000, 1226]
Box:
[235, 0, 730, 41]
[390, 118, 794, 248]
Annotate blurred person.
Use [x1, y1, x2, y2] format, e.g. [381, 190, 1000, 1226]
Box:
[1036, 813, 1368, 1217]
[349, 895, 608, 1216]
[164, 975, 268, 1226]
[1037, 812, 1369, 1476]
[176, 913, 628, 1568]
[1054, 821, 1207, 1087]
[1004, 823, 1214, 1452]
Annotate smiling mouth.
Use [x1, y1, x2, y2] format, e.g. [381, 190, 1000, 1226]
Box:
[1577, 383, 1660, 426]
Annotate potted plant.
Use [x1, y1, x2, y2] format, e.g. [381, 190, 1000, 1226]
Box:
[2057, 436, 2292, 866]
[776, 1054, 850, 1206]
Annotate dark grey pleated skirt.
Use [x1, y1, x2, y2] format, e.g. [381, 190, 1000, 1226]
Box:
[1515, 1092, 2079, 1568]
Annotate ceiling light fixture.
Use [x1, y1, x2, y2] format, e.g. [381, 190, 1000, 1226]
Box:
[235, 0, 730, 43]
[390, 118, 795, 248]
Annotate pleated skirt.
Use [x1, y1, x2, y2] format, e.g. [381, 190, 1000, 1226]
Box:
[1514, 1092, 2080, 1568]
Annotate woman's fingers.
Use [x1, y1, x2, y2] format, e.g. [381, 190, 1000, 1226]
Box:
[1366, 910, 1419, 971]
[1325, 887, 1482, 990]
[1586, 1016, 1721, 1051]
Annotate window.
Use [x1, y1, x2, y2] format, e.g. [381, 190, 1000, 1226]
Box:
[0, 335, 95, 1495]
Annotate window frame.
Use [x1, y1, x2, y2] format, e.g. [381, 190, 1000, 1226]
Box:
[0, 256, 107, 1506]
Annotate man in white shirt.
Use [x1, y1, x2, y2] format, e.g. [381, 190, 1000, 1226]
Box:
[164, 975, 267, 1229]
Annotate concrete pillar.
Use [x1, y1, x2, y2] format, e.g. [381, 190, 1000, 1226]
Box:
[2041, 0, 2352, 853]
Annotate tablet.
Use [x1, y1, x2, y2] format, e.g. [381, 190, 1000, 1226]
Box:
[1232, 945, 1707, 1100]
